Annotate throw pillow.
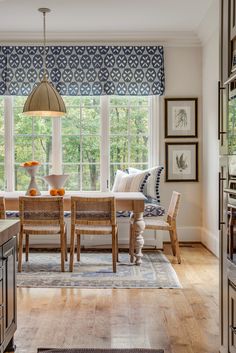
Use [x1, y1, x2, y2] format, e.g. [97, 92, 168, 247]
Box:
[117, 170, 150, 192]
[128, 166, 164, 203]
[112, 170, 128, 192]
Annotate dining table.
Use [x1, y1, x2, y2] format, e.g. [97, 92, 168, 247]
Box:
[1, 191, 146, 266]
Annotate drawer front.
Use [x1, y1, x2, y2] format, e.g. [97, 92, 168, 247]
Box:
[229, 281, 236, 352]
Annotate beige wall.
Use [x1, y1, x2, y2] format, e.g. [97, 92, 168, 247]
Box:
[201, 24, 219, 255]
[159, 46, 203, 242]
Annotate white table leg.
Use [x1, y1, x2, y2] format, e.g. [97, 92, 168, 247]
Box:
[133, 211, 145, 265]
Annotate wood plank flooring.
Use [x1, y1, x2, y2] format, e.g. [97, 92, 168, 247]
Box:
[15, 244, 219, 353]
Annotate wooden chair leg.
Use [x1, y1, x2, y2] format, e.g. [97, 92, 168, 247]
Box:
[16, 233, 18, 262]
[77, 234, 80, 262]
[172, 228, 181, 264]
[25, 234, 29, 262]
[69, 226, 75, 272]
[64, 227, 68, 262]
[18, 231, 24, 272]
[169, 230, 176, 256]
[112, 229, 117, 273]
[116, 228, 119, 262]
[129, 223, 135, 263]
[60, 230, 65, 272]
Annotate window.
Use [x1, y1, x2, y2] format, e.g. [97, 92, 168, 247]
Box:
[1, 95, 158, 191]
[61, 96, 100, 191]
[109, 96, 150, 186]
[13, 97, 52, 191]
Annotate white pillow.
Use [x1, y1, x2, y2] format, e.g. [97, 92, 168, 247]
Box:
[112, 170, 127, 192]
[116, 170, 150, 192]
[128, 166, 164, 203]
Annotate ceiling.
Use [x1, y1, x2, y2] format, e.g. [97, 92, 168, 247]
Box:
[0, 0, 214, 42]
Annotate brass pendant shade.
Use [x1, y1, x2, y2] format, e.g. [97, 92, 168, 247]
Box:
[22, 8, 66, 117]
[23, 76, 66, 117]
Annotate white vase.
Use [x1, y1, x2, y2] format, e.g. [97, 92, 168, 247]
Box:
[42, 174, 69, 189]
[23, 165, 41, 195]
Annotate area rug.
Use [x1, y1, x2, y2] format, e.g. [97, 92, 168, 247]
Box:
[38, 349, 164, 353]
[17, 251, 181, 289]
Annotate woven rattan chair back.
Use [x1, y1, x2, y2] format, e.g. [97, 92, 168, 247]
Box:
[71, 196, 116, 226]
[18, 196, 66, 272]
[167, 191, 181, 225]
[19, 196, 64, 226]
[0, 197, 6, 219]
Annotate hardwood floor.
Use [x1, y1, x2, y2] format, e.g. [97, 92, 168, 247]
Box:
[15, 244, 219, 353]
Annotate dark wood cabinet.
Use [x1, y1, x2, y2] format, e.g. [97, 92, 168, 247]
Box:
[220, 1, 236, 352]
[1, 237, 17, 353]
[229, 281, 236, 353]
[0, 220, 19, 353]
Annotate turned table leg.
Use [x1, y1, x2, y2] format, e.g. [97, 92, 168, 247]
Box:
[133, 211, 145, 265]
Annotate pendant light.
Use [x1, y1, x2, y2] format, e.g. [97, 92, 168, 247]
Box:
[23, 8, 66, 117]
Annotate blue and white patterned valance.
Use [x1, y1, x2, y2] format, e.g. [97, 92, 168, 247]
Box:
[0, 45, 165, 96]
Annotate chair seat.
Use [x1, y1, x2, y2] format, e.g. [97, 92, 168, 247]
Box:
[144, 219, 172, 230]
[75, 224, 114, 235]
[23, 225, 64, 235]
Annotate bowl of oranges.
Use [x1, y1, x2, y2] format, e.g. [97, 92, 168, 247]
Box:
[43, 174, 69, 196]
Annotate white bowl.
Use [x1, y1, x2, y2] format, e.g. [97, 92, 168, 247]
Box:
[42, 174, 69, 189]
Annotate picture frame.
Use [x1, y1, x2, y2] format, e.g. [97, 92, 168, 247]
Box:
[165, 98, 198, 138]
[165, 142, 198, 182]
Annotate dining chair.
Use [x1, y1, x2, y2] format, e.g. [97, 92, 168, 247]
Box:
[0, 197, 6, 219]
[70, 196, 118, 272]
[18, 196, 67, 272]
[129, 191, 181, 264]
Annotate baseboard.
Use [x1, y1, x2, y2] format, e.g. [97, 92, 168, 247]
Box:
[161, 226, 202, 242]
[201, 227, 219, 257]
[25, 225, 202, 249]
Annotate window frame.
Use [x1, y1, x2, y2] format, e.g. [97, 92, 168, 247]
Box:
[3, 95, 159, 192]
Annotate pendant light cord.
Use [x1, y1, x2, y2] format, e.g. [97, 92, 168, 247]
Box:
[43, 10, 46, 78]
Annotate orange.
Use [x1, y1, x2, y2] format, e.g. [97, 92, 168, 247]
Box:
[29, 188, 37, 196]
[31, 161, 40, 166]
[50, 189, 58, 196]
[23, 162, 31, 167]
[57, 188, 65, 196]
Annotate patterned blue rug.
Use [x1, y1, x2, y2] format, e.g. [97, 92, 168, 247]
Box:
[17, 251, 181, 289]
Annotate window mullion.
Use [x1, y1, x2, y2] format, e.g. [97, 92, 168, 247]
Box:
[150, 96, 160, 167]
[52, 117, 62, 174]
[100, 96, 110, 191]
[4, 96, 15, 191]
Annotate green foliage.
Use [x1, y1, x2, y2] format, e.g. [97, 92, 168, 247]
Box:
[110, 97, 149, 186]
[0, 96, 150, 191]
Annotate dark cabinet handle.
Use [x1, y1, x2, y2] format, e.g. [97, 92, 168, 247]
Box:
[218, 81, 226, 141]
[218, 171, 226, 230]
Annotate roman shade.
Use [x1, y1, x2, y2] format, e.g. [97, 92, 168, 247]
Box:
[0, 45, 165, 96]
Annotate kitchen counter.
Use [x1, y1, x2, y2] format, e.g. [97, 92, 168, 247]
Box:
[0, 220, 19, 247]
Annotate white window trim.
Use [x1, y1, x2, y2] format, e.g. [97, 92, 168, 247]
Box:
[2, 95, 159, 192]
[52, 118, 62, 174]
[150, 95, 160, 167]
[100, 96, 110, 192]
[4, 96, 15, 191]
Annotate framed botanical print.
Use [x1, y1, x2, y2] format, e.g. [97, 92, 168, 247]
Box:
[165, 142, 198, 182]
[165, 98, 198, 138]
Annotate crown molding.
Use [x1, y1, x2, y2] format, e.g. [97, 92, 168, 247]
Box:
[196, 0, 219, 46]
[0, 30, 202, 47]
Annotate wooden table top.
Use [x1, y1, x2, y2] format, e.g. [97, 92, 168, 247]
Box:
[0, 191, 146, 201]
[1, 191, 146, 212]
